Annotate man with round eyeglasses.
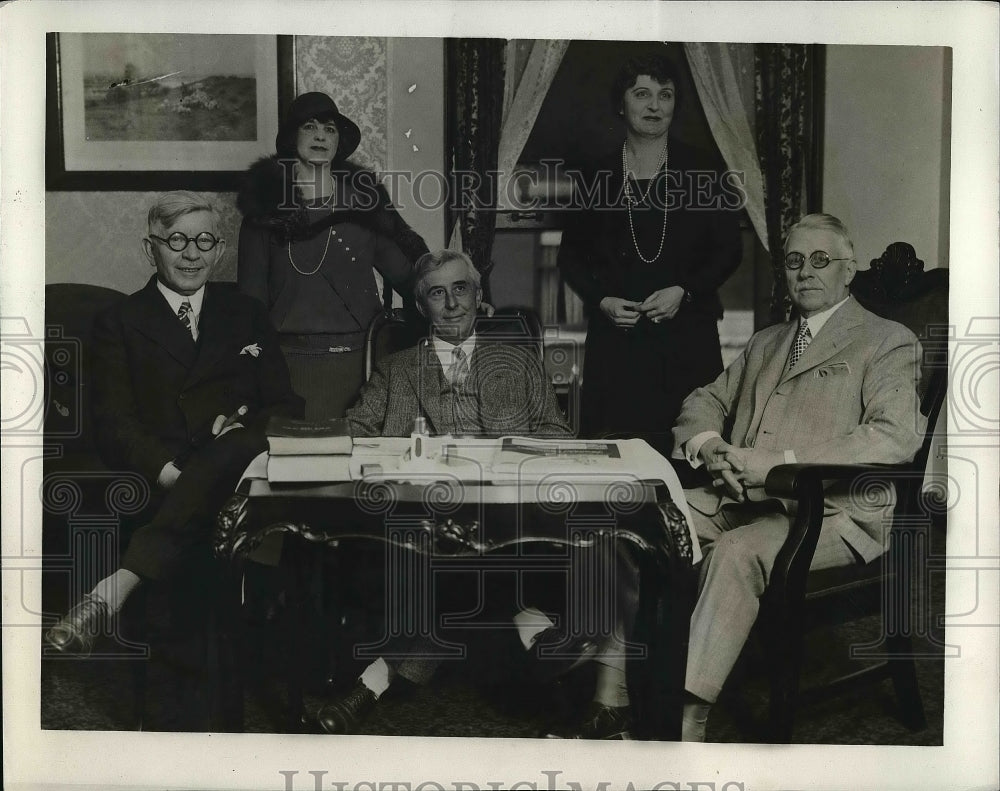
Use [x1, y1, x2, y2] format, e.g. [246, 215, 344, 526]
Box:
[45, 191, 302, 657]
[671, 213, 925, 741]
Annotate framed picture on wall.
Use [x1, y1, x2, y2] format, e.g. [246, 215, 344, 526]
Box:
[46, 32, 294, 190]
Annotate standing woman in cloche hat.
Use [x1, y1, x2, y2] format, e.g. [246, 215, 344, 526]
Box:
[237, 92, 428, 420]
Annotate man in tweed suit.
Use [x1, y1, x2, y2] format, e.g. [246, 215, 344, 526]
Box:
[672, 214, 925, 740]
[321, 251, 636, 739]
[346, 251, 570, 439]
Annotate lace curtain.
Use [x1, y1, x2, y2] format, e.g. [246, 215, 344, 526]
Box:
[683, 42, 768, 252]
[495, 40, 570, 208]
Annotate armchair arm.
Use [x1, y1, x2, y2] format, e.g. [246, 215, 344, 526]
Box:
[763, 462, 910, 612]
[764, 462, 905, 499]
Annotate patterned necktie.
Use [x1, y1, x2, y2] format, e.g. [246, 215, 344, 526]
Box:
[447, 345, 470, 386]
[177, 300, 194, 338]
[789, 320, 812, 368]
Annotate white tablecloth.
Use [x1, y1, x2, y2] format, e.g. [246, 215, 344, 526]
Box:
[241, 436, 700, 563]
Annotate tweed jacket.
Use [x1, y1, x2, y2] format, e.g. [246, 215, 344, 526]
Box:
[91, 276, 302, 482]
[346, 338, 572, 438]
[673, 297, 924, 561]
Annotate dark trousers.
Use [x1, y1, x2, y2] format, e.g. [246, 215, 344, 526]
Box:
[122, 429, 268, 581]
[383, 540, 641, 686]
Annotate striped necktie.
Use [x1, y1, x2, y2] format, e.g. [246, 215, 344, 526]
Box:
[177, 300, 194, 339]
[788, 320, 812, 368]
[447, 346, 470, 386]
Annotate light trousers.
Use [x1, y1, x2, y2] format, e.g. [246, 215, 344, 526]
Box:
[684, 498, 859, 703]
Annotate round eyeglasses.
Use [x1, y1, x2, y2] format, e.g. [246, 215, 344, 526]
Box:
[149, 232, 222, 253]
[783, 251, 853, 271]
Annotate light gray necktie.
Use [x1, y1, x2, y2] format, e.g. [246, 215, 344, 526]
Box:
[789, 320, 812, 368]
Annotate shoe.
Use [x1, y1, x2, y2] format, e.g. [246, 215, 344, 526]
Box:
[528, 628, 599, 683]
[317, 681, 377, 735]
[543, 702, 633, 739]
[44, 594, 111, 656]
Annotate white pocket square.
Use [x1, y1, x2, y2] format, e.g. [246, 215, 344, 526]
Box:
[240, 343, 261, 357]
[814, 362, 850, 378]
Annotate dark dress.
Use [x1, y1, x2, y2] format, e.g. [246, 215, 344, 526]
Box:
[237, 157, 428, 420]
[558, 139, 742, 459]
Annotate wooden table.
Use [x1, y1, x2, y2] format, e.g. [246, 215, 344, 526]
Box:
[214, 439, 696, 738]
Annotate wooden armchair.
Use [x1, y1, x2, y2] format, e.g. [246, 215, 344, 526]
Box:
[757, 243, 948, 742]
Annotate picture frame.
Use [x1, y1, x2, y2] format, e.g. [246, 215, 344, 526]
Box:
[45, 32, 295, 190]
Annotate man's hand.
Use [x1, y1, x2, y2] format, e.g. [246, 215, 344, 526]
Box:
[699, 437, 744, 501]
[600, 296, 642, 328]
[157, 461, 182, 490]
[638, 286, 685, 323]
[211, 412, 245, 439]
[720, 447, 785, 489]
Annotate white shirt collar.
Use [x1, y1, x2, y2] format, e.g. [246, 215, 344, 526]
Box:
[157, 279, 206, 318]
[800, 295, 850, 337]
[431, 332, 477, 379]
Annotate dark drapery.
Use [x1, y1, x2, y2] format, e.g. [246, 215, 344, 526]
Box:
[754, 44, 823, 325]
[446, 39, 506, 302]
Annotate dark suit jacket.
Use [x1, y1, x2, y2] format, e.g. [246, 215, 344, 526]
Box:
[346, 338, 572, 438]
[673, 297, 925, 561]
[92, 276, 302, 482]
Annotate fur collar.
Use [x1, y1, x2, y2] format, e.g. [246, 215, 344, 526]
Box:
[236, 156, 429, 263]
[236, 155, 376, 240]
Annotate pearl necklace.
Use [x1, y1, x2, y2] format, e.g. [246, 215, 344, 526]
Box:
[622, 140, 669, 264]
[287, 190, 336, 277]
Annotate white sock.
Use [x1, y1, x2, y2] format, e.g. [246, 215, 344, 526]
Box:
[90, 569, 142, 614]
[593, 663, 630, 708]
[358, 657, 394, 699]
[681, 699, 712, 742]
[513, 607, 555, 649]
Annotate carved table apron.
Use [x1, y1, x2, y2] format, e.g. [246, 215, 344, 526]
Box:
[214, 477, 694, 738]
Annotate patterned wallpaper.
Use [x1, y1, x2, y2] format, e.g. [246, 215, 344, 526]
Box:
[295, 36, 388, 173]
[46, 36, 388, 291]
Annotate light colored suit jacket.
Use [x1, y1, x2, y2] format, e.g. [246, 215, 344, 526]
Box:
[673, 297, 924, 561]
[347, 338, 573, 438]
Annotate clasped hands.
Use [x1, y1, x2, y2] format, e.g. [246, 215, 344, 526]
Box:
[698, 437, 784, 502]
[600, 286, 684, 328]
[156, 412, 245, 490]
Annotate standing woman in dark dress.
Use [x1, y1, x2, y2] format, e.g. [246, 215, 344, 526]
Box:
[558, 55, 742, 463]
[237, 92, 428, 420]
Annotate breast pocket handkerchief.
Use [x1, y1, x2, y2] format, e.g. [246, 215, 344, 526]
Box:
[814, 361, 851, 379]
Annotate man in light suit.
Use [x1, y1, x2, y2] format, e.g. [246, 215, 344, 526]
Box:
[672, 213, 925, 741]
[46, 191, 302, 654]
[319, 251, 636, 739]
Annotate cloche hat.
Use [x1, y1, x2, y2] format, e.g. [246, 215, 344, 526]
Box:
[275, 92, 362, 162]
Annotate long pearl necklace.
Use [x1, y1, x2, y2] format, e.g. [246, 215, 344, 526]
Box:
[287, 188, 336, 277]
[622, 139, 669, 264]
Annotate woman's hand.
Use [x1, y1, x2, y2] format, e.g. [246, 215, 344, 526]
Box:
[600, 296, 642, 328]
[638, 286, 685, 323]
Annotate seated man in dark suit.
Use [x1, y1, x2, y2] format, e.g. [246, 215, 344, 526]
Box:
[46, 191, 302, 654]
[671, 213, 925, 740]
[318, 250, 637, 739]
